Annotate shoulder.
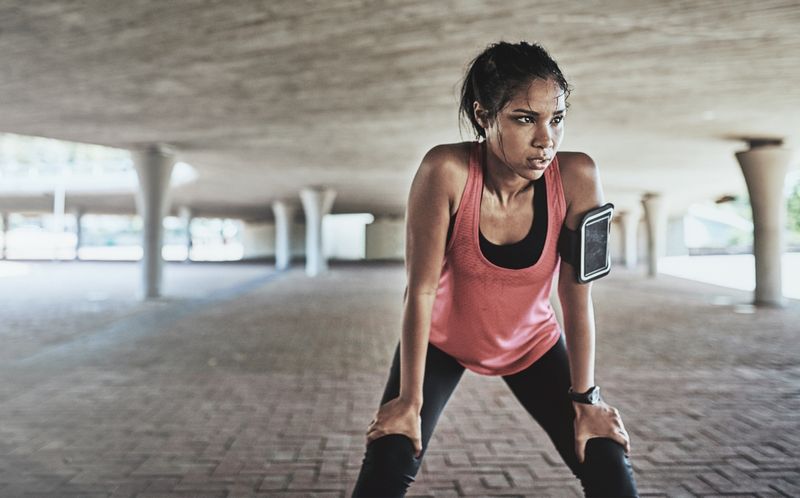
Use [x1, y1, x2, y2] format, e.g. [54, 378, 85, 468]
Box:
[556, 151, 599, 185]
[419, 142, 472, 175]
[416, 142, 474, 214]
[555, 151, 605, 227]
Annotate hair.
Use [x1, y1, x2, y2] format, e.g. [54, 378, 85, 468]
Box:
[459, 41, 571, 139]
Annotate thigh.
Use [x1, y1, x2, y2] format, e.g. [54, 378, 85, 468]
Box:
[501, 334, 579, 471]
[352, 341, 466, 497]
[377, 339, 466, 452]
[502, 335, 638, 496]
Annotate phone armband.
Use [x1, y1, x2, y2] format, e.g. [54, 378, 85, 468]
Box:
[557, 203, 614, 283]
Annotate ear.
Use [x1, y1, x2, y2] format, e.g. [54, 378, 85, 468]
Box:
[472, 101, 490, 130]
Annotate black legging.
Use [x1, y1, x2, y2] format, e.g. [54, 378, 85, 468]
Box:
[352, 334, 638, 497]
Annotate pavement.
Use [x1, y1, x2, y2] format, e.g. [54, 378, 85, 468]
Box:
[0, 260, 797, 497]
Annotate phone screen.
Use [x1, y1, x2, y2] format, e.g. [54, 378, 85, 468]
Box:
[583, 216, 610, 276]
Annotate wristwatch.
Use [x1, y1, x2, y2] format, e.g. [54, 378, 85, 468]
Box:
[568, 385, 601, 405]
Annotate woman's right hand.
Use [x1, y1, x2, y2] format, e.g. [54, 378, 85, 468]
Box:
[366, 397, 423, 457]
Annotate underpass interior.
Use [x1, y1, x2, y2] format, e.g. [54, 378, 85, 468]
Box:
[1, 1, 800, 497]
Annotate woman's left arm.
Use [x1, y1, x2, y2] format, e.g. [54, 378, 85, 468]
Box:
[557, 152, 631, 464]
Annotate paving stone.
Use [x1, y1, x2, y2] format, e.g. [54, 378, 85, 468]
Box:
[0, 261, 797, 496]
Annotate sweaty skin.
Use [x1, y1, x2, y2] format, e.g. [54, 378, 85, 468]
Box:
[366, 77, 630, 462]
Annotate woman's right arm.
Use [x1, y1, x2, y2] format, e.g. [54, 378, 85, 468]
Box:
[365, 145, 456, 455]
[399, 145, 455, 407]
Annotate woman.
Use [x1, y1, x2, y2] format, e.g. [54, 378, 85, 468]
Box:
[352, 41, 638, 497]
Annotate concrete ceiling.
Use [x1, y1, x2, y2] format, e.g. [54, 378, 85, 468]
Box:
[1, 0, 799, 220]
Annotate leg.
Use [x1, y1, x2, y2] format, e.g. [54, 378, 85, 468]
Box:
[502, 335, 638, 497]
[352, 340, 466, 497]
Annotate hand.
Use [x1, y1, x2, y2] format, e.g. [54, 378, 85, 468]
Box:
[573, 401, 631, 464]
[366, 397, 423, 457]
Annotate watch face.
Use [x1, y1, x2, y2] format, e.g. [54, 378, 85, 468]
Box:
[588, 387, 600, 404]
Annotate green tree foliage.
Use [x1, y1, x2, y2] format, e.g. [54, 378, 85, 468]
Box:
[788, 181, 800, 234]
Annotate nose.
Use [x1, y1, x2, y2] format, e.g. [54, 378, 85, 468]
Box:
[531, 125, 554, 149]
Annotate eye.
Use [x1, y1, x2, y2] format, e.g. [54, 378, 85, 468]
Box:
[552, 115, 564, 124]
[515, 116, 534, 124]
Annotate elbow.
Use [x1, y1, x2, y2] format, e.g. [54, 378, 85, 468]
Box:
[405, 280, 440, 308]
[406, 285, 439, 300]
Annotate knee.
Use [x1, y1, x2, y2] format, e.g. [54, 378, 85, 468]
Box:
[578, 438, 637, 497]
[583, 437, 628, 466]
[363, 433, 421, 470]
[352, 434, 422, 497]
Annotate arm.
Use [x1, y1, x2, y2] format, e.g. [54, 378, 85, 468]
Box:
[366, 145, 457, 455]
[398, 145, 454, 406]
[557, 153, 603, 394]
[558, 153, 630, 462]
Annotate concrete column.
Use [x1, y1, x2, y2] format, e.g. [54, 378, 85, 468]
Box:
[72, 207, 84, 260]
[178, 206, 193, 262]
[641, 192, 668, 278]
[133, 144, 176, 299]
[736, 142, 793, 306]
[617, 209, 640, 270]
[52, 183, 66, 260]
[299, 187, 337, 276]
[271, 200, 297, 270]
[1, 212, 8, 260]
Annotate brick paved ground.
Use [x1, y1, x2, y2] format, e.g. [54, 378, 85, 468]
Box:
[0, 260, 797, 497]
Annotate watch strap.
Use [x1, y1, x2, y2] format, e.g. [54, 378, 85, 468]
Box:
[568, 385, 601, 404]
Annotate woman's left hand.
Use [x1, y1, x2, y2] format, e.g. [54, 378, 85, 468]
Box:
[572, 401, 631, 463]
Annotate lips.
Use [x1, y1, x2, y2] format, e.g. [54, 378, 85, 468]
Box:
[527, 156, 551, 169]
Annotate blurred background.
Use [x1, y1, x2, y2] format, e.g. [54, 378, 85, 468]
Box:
[1, 1, 798, 497]
[2, 129, 799, 298]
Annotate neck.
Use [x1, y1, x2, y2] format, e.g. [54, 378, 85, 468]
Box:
[482, 142, 533, 206]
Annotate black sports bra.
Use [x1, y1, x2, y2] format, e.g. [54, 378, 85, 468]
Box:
[445, 174, 547, 269]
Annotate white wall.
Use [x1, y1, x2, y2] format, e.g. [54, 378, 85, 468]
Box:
[241, 221, 274, 259]
[323, 213, 374, 260]
[241, 220, 306, 259]
[666, 216, 689, 256]
[366, 215, 405, 260]
[244, 213, 406, 262]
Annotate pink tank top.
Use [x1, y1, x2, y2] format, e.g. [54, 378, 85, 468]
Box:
[428, 141, 567, 376]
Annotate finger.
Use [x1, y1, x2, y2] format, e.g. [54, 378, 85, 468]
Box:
[366, 428, 384, 442]
[612, 431, 629, 454]
[575, 437, 586, 464]
[621, 431, 631, 454]
[413, 439, 422, 458]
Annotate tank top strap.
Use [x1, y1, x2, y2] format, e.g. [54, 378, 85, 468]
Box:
[544, 153, 567, 224]
[468, 141, 485, 213]
[445, 141, 482, 253]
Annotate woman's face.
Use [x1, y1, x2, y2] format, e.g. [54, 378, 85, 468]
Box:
[475, 77, 566, 180]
